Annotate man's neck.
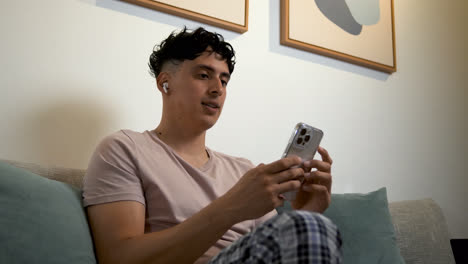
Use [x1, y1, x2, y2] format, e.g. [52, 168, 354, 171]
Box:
[155, 122, 209, 168]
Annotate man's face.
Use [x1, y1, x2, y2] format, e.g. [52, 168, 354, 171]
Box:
[165, 49, 230, 132]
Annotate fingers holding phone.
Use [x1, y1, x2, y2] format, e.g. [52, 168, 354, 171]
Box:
[317, 146, 333, 165]
[222, 156, 304, 221]
[281, 123, 323, 201]
[295, 146, 333, 212]
[302, 146, 333, 192]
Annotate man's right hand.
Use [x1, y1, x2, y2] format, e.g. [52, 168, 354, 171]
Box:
[220, 156, 304, 222]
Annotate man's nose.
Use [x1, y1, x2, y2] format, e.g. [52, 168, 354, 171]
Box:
[209, 79, 224, 96]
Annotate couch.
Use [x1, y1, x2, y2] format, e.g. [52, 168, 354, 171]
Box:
[0, 159, 456, 263]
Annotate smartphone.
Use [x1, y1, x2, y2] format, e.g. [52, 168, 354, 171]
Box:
[281, 122, 324, 201]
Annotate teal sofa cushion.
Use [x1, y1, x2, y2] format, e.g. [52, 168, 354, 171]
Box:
[323, 187, 405, 263]
[276, 187, 405, 263]
[0, 161, 96, 263]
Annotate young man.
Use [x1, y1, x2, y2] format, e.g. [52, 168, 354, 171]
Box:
[83, 27, 341, 264]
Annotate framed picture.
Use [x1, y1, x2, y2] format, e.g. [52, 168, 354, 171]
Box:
[281, 0, 396, 73]
[121, 0, 249, 33]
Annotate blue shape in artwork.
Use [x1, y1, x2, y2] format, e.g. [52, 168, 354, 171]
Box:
[345, 0, 380, 26]
[315, 0, 362, 35]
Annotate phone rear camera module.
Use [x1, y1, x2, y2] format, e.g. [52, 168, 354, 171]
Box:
[304, 135, 310, 142]
[300, 129, 307, 135]
[296, 137, 303, 145]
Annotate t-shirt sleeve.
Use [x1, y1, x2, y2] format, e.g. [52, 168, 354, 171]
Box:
[82, 131, 145, 207]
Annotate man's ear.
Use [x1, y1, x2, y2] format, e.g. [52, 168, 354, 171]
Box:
[156, 72, 170, 94]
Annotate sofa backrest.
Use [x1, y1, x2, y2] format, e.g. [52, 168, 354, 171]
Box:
[1, 159, 456, 264]
[1, 159, 85, 189]
[389, 198, 455, 264]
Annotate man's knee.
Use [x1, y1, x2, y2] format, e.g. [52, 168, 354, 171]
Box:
[276, 210, 338, 231]
[274, 210, 342, 261]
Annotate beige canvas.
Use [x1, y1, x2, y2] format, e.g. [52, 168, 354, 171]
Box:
[286, 0, 395, 71]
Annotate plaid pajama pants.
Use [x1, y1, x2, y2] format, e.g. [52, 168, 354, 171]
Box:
[208, 210, 342, 264]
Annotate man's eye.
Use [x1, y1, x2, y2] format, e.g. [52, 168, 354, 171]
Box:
[200, 73, 209, 79]
[221, 80, 228, 87]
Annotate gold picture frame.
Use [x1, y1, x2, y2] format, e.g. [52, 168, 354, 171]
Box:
[120, 0, 249, 33]
[281, 0, 396, 73]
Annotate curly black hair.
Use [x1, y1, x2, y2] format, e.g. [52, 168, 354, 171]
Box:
[149, 27, 236, 78]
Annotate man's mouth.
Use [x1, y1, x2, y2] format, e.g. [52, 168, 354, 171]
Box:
[202, 102, 220, 109]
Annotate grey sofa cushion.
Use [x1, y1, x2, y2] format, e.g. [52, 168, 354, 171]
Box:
[389, 199, 455, 264]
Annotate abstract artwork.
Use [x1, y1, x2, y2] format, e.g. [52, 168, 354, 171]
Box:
[281, 0, 396, 73]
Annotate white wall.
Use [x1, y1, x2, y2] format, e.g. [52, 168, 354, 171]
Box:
[1, 0, 467, 237]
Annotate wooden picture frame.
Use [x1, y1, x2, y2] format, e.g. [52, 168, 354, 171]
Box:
[281, 0, 396, 73]
[120, 0, 249, 33]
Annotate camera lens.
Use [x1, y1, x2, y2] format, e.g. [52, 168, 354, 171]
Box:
[300, 129, 307, 135]
[296, 137, 303, 144]
[305, 135, 310, 142]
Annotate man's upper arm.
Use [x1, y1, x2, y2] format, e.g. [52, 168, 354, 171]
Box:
[83, 131, 145, 207]
[86, 201, 145, 260]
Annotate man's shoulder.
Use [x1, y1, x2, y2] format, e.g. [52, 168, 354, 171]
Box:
[97, 129, 150, 151]
[209, 149, 255, 170]
[99, 129, 134, 144]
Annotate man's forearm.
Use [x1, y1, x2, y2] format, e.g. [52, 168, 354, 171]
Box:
[95, 196, 238, 264]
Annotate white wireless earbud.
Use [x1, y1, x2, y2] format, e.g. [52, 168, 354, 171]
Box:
[162, 82, 169, 93]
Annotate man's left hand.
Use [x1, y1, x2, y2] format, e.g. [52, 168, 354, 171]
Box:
[291, 146, 333, 213]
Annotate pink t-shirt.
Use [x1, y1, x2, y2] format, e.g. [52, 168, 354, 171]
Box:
[82, 129, 275, 263]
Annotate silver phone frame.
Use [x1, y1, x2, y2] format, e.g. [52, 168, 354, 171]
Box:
[281, 122, 324, 201]
[282, 122, 323, 160]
